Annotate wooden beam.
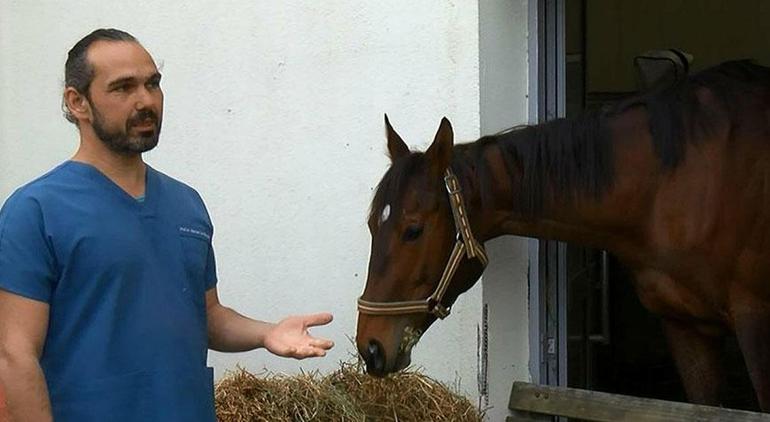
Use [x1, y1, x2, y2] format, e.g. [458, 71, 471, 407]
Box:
[508, 381, 770, 421]
[506, 409, 551, 422]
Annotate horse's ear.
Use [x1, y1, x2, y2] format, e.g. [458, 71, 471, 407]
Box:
[385, 114, 410, 162]
[426, 117, 453, 176]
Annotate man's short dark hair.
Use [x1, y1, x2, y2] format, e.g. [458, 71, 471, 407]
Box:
[62, 28, 138, 125]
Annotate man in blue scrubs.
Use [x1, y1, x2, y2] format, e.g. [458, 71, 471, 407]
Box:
[0, 29, 334, 421]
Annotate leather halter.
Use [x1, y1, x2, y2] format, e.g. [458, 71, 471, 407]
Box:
[357, 168, 489, 319]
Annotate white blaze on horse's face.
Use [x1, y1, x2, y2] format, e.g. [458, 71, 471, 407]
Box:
[379, 204, 391, 226]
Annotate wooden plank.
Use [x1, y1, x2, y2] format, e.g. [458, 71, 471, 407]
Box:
[506, 409, 552, 422]
[509, 381, 770, 422]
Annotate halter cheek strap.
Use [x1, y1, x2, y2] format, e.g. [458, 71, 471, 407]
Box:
[357, 168, 489, 319]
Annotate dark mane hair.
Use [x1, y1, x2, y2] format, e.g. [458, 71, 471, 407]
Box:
[475, 110, 612, 216]
[618, 59, 770, 168]
[477, 60, 770, 215]
[370, 60, 770, 218]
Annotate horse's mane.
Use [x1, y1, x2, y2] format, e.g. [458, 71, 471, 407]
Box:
[618, 59, 770, 168]
[371, 61, 770, 219]
[473, 59, 770, 215]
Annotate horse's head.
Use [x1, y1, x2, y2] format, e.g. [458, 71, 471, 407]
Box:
[356, 116, 488, 376]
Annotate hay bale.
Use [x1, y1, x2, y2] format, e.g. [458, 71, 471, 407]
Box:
[215, 361, 484, 421]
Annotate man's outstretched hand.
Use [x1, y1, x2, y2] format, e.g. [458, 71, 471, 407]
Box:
[263, 313, 334, 359]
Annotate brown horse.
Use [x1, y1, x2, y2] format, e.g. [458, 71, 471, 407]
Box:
[356, 60, 770, 410]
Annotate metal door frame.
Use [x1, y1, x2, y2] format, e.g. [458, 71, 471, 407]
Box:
[528, 0, 568, 388]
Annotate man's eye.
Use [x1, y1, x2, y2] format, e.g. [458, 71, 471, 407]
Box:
[402, 225, 424, 242]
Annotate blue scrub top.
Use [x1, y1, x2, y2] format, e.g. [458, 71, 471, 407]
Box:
[0, 161, 218, 421]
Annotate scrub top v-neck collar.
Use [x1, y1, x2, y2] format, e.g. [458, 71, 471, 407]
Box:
[64, 160, 158, 217]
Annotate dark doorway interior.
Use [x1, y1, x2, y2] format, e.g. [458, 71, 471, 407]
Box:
[559, 0, 768, 411]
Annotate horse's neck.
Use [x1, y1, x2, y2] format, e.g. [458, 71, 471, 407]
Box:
[472, 109, 657, 251]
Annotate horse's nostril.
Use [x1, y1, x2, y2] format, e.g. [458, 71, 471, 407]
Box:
[364, 340, 386, 376]
[367, 342, 379, 357]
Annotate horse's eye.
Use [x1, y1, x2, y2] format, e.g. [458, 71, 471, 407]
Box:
[403, 225, 424, 242]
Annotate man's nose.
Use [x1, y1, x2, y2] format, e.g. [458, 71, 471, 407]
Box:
[135, 86, 159, 110]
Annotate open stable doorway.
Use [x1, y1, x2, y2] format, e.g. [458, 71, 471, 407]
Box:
[533, 0, 769, 412]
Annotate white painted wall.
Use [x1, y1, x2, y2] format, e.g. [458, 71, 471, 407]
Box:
[479, 2, 533, 420]
[0, 0, 532, 414]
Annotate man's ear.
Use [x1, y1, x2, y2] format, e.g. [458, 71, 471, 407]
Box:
[63, 87, 91, 123]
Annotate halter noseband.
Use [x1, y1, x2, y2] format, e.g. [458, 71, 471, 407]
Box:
[357, 168, 489, 319]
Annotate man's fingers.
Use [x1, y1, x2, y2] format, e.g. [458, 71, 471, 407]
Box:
[309, 338, 334, 350]
[303, 346, 328, 358]
[304, 312, 333, 327]
[291, 346, 327, 359]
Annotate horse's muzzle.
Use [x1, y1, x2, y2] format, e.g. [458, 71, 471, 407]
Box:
[362, 340, 387, 377]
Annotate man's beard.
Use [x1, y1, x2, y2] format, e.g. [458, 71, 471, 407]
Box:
[91, 105, 162, 155]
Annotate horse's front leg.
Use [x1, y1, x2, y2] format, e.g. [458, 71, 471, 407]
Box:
[733, 300, 770, 411]
[662, 318, 725, 406]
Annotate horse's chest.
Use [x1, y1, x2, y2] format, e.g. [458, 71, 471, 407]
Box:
[631, 268, 725, 325]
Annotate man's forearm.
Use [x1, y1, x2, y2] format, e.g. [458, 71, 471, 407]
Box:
[207, 304, 275, 352]
[0, 353, 52, 422]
